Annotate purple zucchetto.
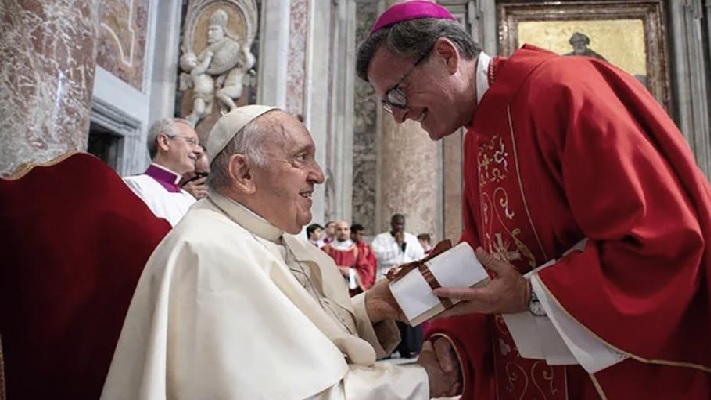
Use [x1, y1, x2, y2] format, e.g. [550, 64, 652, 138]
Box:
[369, 1, 456, 34]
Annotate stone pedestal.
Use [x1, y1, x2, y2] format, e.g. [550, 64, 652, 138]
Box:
[0, 1, 99, 176]
[378, 117, 439, 239]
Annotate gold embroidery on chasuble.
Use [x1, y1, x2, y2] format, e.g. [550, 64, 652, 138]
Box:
[475, 113, 567, 400]
[477, 134, 536, 272]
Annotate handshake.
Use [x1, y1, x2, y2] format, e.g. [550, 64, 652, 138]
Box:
[365, 277, 463, 398]
[365, 240, 497, 398]
[365, 239, 539, 398]
[417, 336, 463, 398]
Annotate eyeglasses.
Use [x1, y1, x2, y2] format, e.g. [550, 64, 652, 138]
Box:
[382, 49, 432, 114]
[169, 135, 200, 147]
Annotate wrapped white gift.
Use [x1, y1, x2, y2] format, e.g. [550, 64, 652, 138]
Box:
[388, 241, 489, 325]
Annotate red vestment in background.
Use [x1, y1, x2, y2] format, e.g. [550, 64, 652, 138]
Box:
[428, 46, 711, 399]
[323, 241, 377, 296]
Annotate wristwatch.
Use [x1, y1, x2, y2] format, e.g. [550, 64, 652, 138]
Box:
[528, 290, 547, 317]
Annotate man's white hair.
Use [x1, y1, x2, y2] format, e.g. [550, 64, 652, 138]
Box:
[146, 118, 193, 159]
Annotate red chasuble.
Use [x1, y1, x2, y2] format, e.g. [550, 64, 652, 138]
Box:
[323, 242, 377, 295]
[427, 45, 711, 399]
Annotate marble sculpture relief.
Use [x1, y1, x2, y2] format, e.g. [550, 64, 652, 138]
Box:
[179, 0, 258, 126]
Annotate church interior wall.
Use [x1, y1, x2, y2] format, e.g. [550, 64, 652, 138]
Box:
[91, 0, 167, 176]
[2, 0, 710, 244]
[346, 0, 711, 242]
[351, 0, 381, 235]
[324, 0, 358, 225]
[97, 0, 150, 91]
[257, 0, 290, 108]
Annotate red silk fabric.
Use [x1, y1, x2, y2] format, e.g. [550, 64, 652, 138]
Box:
[429, 46, 711, 399]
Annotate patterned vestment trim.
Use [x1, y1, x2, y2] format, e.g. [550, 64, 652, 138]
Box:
[506, 107, 548, 261]
[537, 274, 711, 375]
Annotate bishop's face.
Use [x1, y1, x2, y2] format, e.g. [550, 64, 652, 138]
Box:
[367, 39, 473, 141]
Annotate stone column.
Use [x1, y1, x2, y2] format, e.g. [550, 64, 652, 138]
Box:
[377, 116, 440, 239]
[0, 1, 99, 176]
[669, 0, 711, 177]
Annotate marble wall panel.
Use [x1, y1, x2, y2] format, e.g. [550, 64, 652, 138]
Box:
[0, 0, 99, 175]
[286, 0, 308, 116]
[351, 1, 379, 234]
[379, 118, 439, 239]
[97, 0, 149, 91]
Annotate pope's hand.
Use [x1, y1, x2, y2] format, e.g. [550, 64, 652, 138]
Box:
[364, 279, 405, 323]
[418, 340, 462, 398]
[434, 247, 531, 317]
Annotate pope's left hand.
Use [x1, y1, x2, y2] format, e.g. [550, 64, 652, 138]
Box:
[364, 279, 405, 323]
[434, 247, 531, 317]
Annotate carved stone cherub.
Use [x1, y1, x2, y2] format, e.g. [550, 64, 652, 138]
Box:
[180, 9, 256, 125]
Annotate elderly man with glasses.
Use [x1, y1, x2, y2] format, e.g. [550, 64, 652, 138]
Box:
[124, 118, 203, 226]
[357, 1, 711, 400]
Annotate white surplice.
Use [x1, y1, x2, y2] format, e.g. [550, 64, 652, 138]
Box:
[371, 232, 425, 279]
[100, 192, 428, 400]
[123, 173, 195, 227]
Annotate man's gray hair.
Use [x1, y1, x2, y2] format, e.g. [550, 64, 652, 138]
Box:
[146, 118, 194, 159]
[356, 18, 481, 82]
[208, 110, 282, 190]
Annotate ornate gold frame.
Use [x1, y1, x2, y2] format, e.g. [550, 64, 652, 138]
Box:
[497, 0, 672, 114]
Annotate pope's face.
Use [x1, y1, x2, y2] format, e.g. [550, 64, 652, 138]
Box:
[251, 114, 325, 234]
[367, 43, 467, 141]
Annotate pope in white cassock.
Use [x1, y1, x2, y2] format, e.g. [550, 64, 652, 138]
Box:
[100, 105, 461, 399]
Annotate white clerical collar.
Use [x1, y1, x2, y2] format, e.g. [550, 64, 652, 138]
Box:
[476, 52, 492, 104]
[207, 191, 283, 242]
[330, 239, 354, 250]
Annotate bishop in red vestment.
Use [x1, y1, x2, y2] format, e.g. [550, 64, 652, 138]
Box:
[357, 1, 711, 399]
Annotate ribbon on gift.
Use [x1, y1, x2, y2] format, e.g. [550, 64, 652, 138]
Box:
[386, 239, 454, 308]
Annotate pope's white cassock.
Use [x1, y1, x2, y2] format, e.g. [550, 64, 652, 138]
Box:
[101, 191, 429, 400]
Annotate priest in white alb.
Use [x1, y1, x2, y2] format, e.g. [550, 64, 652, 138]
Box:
[100, 105, 461, 399]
